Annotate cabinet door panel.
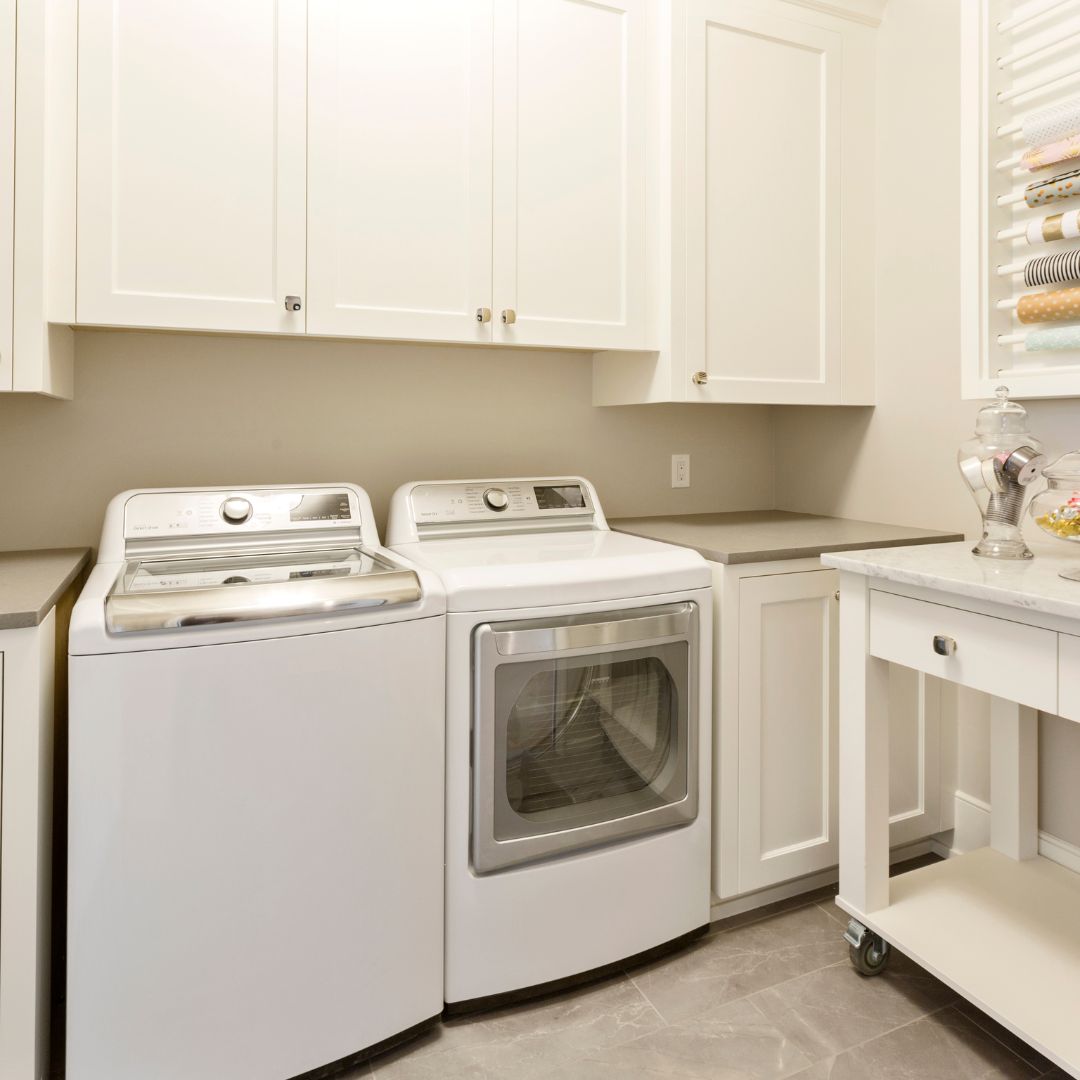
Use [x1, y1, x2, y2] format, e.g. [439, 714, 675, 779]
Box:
[0, 0, 13, 389]
[686, 2, 841, 403]
[307, 0, 493, 344]
[493, 0, 645, 349]
[738, 570, 839, 892]
[77, 0, 306, 333]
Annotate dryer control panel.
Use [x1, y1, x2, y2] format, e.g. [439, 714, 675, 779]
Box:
[395, 478, 605, 543]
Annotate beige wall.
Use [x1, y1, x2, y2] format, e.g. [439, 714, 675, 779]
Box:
[0, 329, 776, 551]
[773, 0, 1080, 849]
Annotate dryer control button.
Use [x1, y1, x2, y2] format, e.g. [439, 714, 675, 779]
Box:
[483, 488, 510, 512]
[221, 497, 253, 525]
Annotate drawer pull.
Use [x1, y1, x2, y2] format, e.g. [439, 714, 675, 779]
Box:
[932, 635, 958, 657]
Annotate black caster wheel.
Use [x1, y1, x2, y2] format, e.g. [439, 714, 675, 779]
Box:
[848, 928, 891, 976]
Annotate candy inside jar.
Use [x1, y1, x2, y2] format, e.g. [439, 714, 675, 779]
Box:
[1029, 452, 1080, 544]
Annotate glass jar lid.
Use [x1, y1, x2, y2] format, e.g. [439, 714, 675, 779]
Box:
[974, 386, 1032, 436]
[1043, 450, 1080, 483]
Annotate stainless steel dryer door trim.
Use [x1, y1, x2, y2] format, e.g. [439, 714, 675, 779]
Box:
[472, 602, 699, 874]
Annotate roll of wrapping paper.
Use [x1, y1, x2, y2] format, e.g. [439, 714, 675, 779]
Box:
[1024, 249, 1080, 287]
[1017, 286, 1080, 323]
[1026, 209, 1080, 244]
[1025, 325, 1080, 351]
[1023, 96, 1080, 148]
[1022, 132, 1080, 172]
[1025, 167, 1080, 207]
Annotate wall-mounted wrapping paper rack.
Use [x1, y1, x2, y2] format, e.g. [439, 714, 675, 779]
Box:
[962, 0, 1080, 399]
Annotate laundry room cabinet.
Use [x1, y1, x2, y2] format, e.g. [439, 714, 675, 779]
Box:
[592, 0, 879, 406]
[0, 0, 75, 398]
[76, 0, 308, 335]
[75, 0, 647, 350]
[713, 560, 941, 900]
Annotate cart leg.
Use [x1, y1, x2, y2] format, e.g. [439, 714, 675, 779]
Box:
[990, 697, 1038, 861]
[838, 572, 891, 915]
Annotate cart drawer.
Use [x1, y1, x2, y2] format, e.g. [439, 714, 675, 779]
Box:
[869, 590, 1057, 713]
[1061, 634, 1080, 723]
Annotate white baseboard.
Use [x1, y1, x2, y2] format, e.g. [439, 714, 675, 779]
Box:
[947, 790, 1080, 872]
[709, 838, 935, 922]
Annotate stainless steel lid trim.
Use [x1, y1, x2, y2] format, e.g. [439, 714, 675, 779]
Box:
[104, 570, 423, 633]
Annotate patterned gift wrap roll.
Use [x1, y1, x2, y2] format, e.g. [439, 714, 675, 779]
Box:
[1025, 325, 1080, 351]
[1025, 167, 1080, 208]
[1023, 96, 1080, 148]
[1017, 286, 1080, 323]
[1026, 209, 1080, 244]
[1022, 133, 1080, 172]
[1024, 249, 1080, 287]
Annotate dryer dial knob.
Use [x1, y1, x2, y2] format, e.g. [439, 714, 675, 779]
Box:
[221, 497, 253, 525]
[483, 488, 510, 512]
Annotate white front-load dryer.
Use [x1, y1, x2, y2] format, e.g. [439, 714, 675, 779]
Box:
[67, 485, 446, 1080]
[387, 477, 712, 1007]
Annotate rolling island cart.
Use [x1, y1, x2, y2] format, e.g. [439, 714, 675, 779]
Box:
[825, 540, 1080, 1079]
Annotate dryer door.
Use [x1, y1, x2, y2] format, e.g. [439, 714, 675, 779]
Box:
[472, 603, 699, 873]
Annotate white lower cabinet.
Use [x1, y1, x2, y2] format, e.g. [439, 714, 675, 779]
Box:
[714, 561, 941, 899]
[0, 611, 59, 1079]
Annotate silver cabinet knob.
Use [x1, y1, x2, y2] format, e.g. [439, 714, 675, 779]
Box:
[834, 590, 840, 603]
[501, 309, 516, 325]
[476, 307, 492, 324]
[221, 497, 253, 525]
[285, 295, 302, 312]
[932, 635, 957, 657]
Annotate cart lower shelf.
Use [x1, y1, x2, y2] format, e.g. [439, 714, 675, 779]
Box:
[838, 848, 1080, 1078]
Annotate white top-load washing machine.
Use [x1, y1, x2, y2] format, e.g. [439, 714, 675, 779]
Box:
[386, 477, 712, 1007]
[68, 484, 445, 1080]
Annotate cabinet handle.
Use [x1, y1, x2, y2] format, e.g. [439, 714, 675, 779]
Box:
[501, 308, 516, 325]
[476, 307, 492, 324]
[284, 295, 302, 312]
[834, 590, 840, 603]
[932, 635, 957, 657]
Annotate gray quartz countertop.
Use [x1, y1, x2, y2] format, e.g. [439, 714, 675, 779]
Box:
[609, 511, 964, 565]
[0, 548, 91, 629]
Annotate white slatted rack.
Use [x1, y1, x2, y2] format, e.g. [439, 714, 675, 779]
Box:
[962, 0, 1080, 399]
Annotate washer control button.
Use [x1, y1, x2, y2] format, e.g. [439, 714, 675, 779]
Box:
[483, 488, 510, 512]
[220, 497, 253, 525]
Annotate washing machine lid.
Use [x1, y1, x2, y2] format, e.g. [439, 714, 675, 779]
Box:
[392, 530, 709, 612]
[105, 547, 422, 633]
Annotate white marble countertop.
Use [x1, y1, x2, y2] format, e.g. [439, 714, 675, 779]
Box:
[822, 540, 1080, 623]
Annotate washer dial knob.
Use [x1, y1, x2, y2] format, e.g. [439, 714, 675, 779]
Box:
[220, 497, 253, 525]
[483, 488, 510, 512]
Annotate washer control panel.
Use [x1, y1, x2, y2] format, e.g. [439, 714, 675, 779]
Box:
[124, 488, 360, 540]
[410, 479, 596, 529]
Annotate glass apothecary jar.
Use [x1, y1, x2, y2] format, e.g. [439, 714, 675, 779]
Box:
[1030, 452, 1080, 543]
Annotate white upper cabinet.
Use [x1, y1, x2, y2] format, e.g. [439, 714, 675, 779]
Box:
[0, 0, 14, 390]
[76, 0, 307, 334]
[307, 0, 494, 344]
[492, 0, 646, 350]
[593, 0, 878, 406]
[686, 3, 841, 404]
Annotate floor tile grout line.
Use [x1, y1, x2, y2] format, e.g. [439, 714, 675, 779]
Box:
[707, 895, 836, 938]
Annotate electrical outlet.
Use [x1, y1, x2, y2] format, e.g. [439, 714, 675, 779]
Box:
[671, 454, 690, 488]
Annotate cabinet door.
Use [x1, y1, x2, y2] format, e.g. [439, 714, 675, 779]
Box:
[492, 0, 645, 350]
[76, 0, 307, 333]
[307, 0, 494, 344]
[735, 569, 941, 895]
[686, 2, 842, 404]
[0, 0, 13, 390]
[737, 570, 839, 892]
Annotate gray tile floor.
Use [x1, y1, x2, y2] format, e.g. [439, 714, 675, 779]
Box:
[355, 888, 1066, 1080]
